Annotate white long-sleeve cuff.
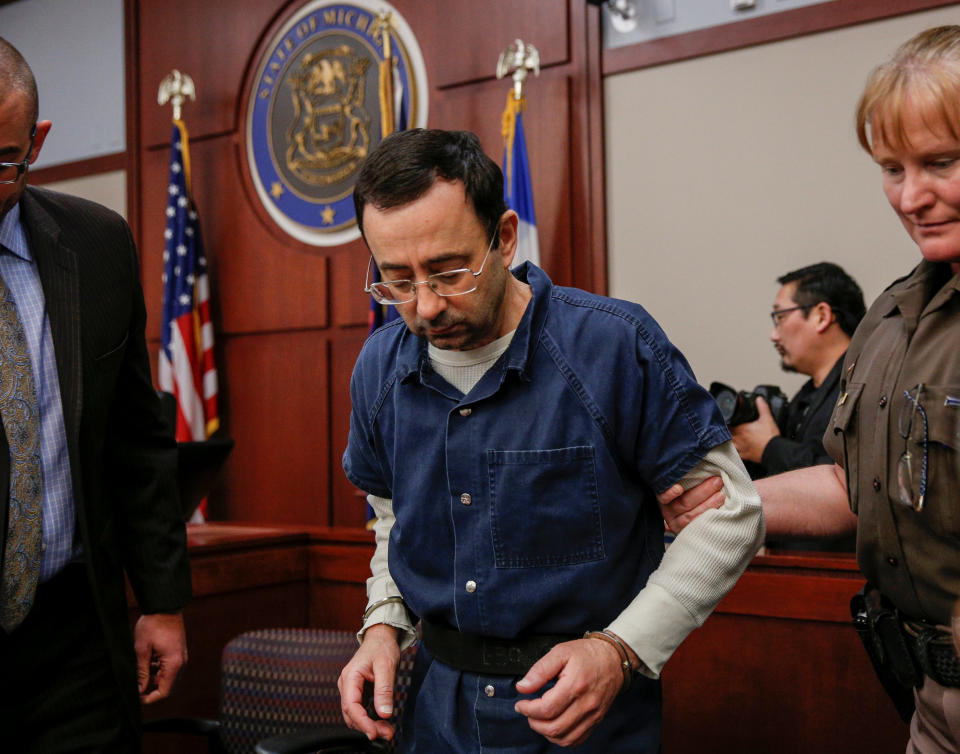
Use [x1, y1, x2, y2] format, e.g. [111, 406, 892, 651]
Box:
[359, 494, 418, 650]
[606, 441, 765, 678]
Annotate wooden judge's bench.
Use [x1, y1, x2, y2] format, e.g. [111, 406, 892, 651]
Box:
[138, 523, 909, 754]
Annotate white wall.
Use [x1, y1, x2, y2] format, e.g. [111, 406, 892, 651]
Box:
[0, 0, 125, 169]
[1, 0, 127, 215]
[44, 171, 126, 217]
[605, 6, 960, 394]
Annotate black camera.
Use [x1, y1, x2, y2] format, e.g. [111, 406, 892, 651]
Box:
[709, 382, 789, 428]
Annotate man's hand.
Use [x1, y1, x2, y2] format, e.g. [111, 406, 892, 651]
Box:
[514, 638, 625, 747]
[338, 624, 400, 742]
[658, 476, 724, 534]
[134, 612, 187, 704]
[731, 397, 779, 463]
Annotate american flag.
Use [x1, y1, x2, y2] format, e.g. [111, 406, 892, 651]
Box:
[363, 26, 406, 525]
[158, 120, 219, 519]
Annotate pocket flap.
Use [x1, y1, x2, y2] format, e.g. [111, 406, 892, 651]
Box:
[921, 385, 960, 450]
[830, 382, 864, 435]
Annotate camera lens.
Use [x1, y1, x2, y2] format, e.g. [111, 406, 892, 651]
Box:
[715, 392, 737, 423]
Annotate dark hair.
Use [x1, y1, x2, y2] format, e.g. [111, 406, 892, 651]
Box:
[0, 37, 38, 125]
[353, 129, 506, 245]
[777, 262, 866, 338]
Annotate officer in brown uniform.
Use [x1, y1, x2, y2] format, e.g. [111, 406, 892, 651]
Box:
[659, 25, 960, 753]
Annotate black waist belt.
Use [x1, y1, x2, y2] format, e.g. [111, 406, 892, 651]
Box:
[903, 620, 960, 689]
[420, 619, 578, 675]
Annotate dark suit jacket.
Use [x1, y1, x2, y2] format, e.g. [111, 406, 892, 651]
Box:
[760, 355, 845, 476]
[0, 186, 192, 724]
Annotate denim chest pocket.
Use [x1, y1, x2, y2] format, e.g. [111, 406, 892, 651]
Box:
[486, 445, 605, 568]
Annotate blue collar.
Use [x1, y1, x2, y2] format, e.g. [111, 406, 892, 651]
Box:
[393, 262, 552, 386]
[0, 202, 32, 262]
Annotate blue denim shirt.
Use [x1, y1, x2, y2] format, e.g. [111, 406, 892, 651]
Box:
[344, 263, 730, 752]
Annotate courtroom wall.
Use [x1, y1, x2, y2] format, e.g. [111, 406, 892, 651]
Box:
[606, 5, 960, 394]
[0, 0, 125, 169]
[6, 2, 959, 402]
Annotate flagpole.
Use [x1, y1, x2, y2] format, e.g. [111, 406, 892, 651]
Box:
[497, 40, 541, 269]
[374, 12, 396, 138]
[157, 70, 221, 523]
[365, 15, 405, 528]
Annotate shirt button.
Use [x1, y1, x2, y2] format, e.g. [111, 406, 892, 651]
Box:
[459, 407, 472, 417]
[465, 580, 477, 593]
[879, 395, 888, 408]
[887, 556, 898, 567]
[460, 493, 472, 506]
[873, 478, 881, 492]
[484, 684, 495, 697]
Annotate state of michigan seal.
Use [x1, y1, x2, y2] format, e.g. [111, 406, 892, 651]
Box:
[245, 0, 428, 246]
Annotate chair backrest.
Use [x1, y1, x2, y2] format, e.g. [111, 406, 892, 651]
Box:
[217, 627, 417, 754]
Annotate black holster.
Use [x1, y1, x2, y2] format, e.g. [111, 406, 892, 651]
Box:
[850, 584, 918, 723]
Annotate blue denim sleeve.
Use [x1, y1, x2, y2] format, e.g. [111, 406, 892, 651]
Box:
[341, 349, 393, 499]
[630, 320, 731, 493]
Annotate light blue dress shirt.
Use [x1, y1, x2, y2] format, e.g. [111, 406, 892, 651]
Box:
[0, 203, 77, 582]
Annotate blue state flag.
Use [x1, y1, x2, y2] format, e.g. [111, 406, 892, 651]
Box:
[502, 97, 539, 268]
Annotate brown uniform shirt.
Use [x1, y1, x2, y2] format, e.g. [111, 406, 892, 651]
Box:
[824, 260, 960, 625]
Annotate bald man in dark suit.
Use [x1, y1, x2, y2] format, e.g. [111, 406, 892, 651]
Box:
[0, 37, 191, 752]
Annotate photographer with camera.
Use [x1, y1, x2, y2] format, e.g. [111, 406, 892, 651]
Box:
[661, 30, 960, 748]
[731, 263, 865, 479]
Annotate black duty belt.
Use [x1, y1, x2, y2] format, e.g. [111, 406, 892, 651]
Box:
[903, 620, 960, 689]
[420, 619, 578, 675]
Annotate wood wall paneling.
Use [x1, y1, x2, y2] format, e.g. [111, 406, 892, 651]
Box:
[125, 0, 143, 240]
[309, 581, 367, 630]
[717, 568, 859, 621]
[139, 137, 331, 340]
[663, 613, 907, 754]
[330, 248, 373, 328]
[133, 0, 606, 531]
[568, 0, 607, 294]
[429, 74, 572, 285]
[329, 333, 368, 527]
[138, 0, 283, 146]
[27, 153, 128, 186]
[309, 539, 373, 628]
[402, 0, 570, 90]
[214, 330, 331, 523]
[656, 553, 909, 754]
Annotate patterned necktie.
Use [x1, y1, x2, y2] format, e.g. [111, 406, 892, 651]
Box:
[0, 272, 43, 633]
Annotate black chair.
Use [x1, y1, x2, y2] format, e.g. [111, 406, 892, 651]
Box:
[144, 627, 418, 754]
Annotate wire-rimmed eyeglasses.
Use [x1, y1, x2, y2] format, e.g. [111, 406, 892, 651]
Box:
[364, 233, 496, 305]
[897, 383, 928, 512]
[0, 126, 36, 185]
[769, 305, 809, 327]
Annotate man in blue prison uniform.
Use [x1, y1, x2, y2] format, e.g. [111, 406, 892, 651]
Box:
[338, 129, 764, 753]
